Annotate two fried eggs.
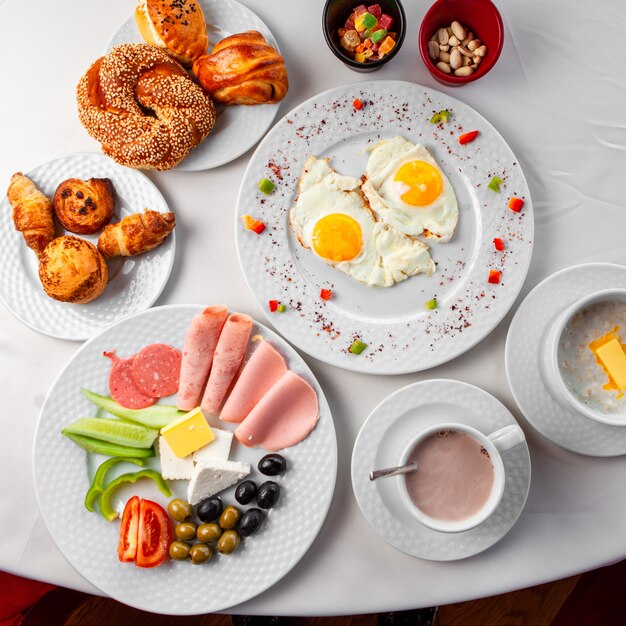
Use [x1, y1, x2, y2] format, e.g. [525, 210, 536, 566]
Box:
[289, 137, 458, 288]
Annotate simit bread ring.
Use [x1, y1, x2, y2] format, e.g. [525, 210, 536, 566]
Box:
[77, 44, 216, 170]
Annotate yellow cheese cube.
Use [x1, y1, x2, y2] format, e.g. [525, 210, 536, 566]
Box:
[595, 338, 626, 389]
[160, 407, 214, 458]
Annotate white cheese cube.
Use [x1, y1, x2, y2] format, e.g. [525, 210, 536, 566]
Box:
[192, 427, 233, 465]
[187, 459, 251, 505]
[158, 436, 194, 480]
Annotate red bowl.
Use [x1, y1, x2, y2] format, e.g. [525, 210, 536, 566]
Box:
[418, 0, 504, 86]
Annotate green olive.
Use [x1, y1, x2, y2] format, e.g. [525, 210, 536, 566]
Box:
[189, 543, 212, 564]
[175, 522, 197, 541]
[217, 530, 241, 555]
[169, 540, 191, 560]
[197, 522, 222, 543]
[168, 499, 192, 522]
[219, 505, 241, 530]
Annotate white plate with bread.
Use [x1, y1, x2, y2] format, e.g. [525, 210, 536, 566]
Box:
[106, 0, 286, 171]
[0, 153, 175, 340]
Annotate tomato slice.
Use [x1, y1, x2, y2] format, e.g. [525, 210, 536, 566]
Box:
[117, 495, 140, 563]
[136, 499, 171, 568]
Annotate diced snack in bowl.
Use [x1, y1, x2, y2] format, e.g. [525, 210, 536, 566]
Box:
[339, 4, 397, 63]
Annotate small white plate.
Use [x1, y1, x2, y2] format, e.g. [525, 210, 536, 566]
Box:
[351, 379, 530, 561]
[506, 262, 626, 457]
[236, 80, 534, 374]
[108, 0, 282, 171]
[33, 304, 337, 615]
[0, 153, 175, 341]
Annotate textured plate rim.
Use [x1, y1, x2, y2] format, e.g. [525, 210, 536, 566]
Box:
[32, 303, 337, 615]
[235, 79, 534, 375]
[0, 152, 176, 342]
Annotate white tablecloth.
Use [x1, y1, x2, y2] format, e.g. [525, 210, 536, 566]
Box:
[1, 0, 625, 615]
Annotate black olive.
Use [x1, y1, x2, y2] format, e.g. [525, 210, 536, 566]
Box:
[258, 454, 287, 476]
[235, 480, 257, 505]
[196, 496, 223, 523]
[238, 508, 265, 537]
[257, 481, 280, 509]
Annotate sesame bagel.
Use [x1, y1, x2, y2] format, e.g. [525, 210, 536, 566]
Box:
[77, 44, 216, 170]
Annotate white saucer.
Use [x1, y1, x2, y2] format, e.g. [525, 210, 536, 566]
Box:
[505, 262, 626, 456]
[351, 380, 531, 561]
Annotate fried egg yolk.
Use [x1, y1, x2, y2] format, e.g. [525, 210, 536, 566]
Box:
[394, 160, 444, 207]
[312, 213, 362, 262]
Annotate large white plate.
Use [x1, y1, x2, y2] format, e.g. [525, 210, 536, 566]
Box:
[351, 380, 531, 561]
[33, 304, 337, 615]
[506, 263, 626, 456]
[236, 80, 534, 374]
[0, 153, 175, 341]
[108, 0, 282, 171]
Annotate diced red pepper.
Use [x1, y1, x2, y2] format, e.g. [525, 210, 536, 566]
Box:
[320, 289, 333, 301]
[368, 4, 382, 18]
[269, 300, 279, 312]
[488, 270, 502, 284]
[241, 214, 266, 234]
[508, 197, 525, 213]
[493, 238, 505, 251]
[379, 14, 393, 30]
[353, 98, 364, 110]
[458, 130, 479, 145]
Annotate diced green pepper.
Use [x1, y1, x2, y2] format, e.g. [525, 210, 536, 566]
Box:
[371, 29, 387, 43]
[84, 457, 145, 513]
[258, 178, 275, 194]
[426, 298, 438, 310]
[349, 339, 368, 355]
[488, 176, 503, 192]
[62, 432, 156, 458]
[99, 469, 171, 521]
[82, 389, 184, 429]
[430, 109, 450, 124]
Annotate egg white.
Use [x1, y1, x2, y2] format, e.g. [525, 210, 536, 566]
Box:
[290, 156, 435, 288]
[361, 136, 459, 242]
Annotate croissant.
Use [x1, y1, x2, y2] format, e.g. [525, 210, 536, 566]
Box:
[98, 210, 175, 257]
[7, 173, 55, 257]
[193, 31, 288, 105]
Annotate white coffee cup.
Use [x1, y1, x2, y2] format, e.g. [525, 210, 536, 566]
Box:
[542, 288, 626, 426]
[397, 422, 525, 533]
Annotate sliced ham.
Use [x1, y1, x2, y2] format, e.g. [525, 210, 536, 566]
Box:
[200, 313, 253, 415]
[177, 306, 228, 411]
[220, 340, 287, 423]
[131, 343, 182, 398]
[235, 371, 319, 451]
[104, 351, 155, 409]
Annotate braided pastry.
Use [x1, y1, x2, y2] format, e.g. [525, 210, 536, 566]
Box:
[77, 44, 216, 170]
[193, 31, 288, 105]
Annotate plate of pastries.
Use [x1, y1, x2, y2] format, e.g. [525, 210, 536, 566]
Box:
[0, 153, 176, 340]
[77, 0, 289, 171]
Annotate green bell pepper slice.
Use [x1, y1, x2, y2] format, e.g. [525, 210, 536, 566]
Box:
[84, 457, 145, 513]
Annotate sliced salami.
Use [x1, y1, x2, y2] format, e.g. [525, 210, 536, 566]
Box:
[131, 343, 182, 398]
[104, 351, 156, 409]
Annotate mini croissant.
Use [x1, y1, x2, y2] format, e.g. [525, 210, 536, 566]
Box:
[193, 31, 288, 105]
[7, 173, 55, 257]
[97, 209, 175, 257]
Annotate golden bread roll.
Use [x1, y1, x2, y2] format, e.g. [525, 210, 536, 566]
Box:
[39, 236, 108, 304]
[7, 173, 55, 257]
[193, 31, 288, 105]
[52, 178, 115, 235]
[98, 210, 175, 257]
[135, 0, 208, 66]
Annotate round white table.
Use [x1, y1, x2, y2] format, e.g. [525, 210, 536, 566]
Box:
[1, 0, 625, 615]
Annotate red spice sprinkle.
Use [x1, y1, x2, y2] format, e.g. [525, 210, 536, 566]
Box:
[353, 98, 364, 110]
[488, 270, 502, 284]
[320, 288, 333, 301]
[508, 197, 524, 213]
[493, 238, 505, 251]
[458, 130, 479, 145]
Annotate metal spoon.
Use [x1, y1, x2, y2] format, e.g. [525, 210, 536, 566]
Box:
[369, 462, 418, 481]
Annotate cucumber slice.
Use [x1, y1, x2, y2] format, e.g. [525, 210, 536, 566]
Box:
[62, 432, 155, 458]
[62, 417, 158, 449]
[82, 389, 185, 429]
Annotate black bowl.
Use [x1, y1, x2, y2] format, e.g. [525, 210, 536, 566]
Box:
[323, 0, 406, 72]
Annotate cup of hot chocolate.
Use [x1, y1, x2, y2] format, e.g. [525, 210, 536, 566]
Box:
[398, 422, 525, 533]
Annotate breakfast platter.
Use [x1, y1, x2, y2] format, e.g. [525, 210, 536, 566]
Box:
[0, 153, 175, 340]
[236, 80, 533, 374]
[33, 304, 337, 615]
